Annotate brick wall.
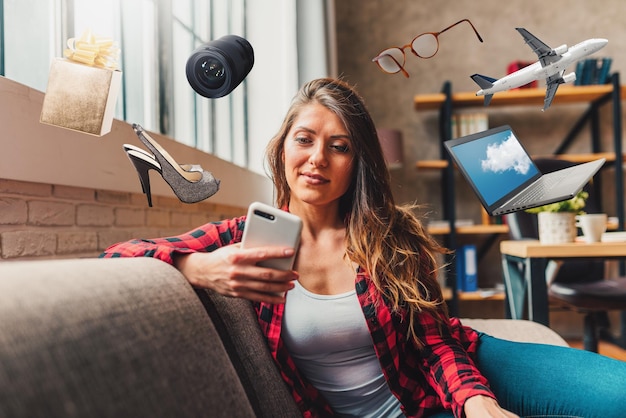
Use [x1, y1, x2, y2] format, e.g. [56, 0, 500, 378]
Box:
[0, 178, 245, 260]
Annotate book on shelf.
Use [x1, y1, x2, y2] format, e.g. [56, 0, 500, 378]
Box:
[601, 231, 626, 242]
[451, 112, 489, 139]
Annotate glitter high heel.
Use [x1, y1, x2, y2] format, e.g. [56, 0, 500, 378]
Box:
[126, 124, 220, 206]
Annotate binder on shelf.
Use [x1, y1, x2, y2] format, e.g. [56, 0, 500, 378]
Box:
[574, 61, 585, 86]
[597, 57, 612, 84]
[582, 59, 596, 85]
[575, 57, 613, 85]
[455, 244, 478, 292]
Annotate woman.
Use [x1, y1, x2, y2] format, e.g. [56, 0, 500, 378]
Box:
[102, 78, 626, 418]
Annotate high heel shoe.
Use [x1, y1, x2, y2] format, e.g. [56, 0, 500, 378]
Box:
[125, 124, 220, 206]
[124, 144, 215, 207]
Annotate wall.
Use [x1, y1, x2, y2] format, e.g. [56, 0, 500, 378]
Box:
[334, 1, 626, 331]
[0, 76, 273, 261]
[0, 178, 243, 260]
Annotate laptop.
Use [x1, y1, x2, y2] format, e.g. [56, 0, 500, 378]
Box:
[444, 125, 605, 216]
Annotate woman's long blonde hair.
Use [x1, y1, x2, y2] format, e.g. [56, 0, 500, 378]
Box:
[266, 78, 449, 345]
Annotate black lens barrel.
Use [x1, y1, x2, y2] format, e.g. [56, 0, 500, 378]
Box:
[186, 35, 254, 98]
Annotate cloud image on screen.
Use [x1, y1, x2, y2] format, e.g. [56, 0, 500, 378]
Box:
[481, 134, 532, 175]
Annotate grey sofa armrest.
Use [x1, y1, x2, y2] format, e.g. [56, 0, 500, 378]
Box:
[461, 318, 569, 347]
[0, 257, 256, 418]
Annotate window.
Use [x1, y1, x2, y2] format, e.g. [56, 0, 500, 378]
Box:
[1, 0, 333, 174]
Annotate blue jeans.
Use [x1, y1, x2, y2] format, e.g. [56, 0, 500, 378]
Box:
[428, 333, 626, 418]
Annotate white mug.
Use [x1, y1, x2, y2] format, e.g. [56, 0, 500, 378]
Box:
[575, 213, 608, 243]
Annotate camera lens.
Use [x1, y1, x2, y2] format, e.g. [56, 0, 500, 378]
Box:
[186, 35, 254, 98]
[197, 58, 226, 89]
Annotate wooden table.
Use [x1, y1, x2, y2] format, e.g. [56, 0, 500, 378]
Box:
[500, 240, 626, 326]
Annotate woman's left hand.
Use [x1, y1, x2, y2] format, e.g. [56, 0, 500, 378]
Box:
[464, 395, 519, 418]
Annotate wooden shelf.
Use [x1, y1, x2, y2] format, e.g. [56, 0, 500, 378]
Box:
[459, 290, 505, 301]
[533, 152, 620, 163]
[428, 224, 509, 235]
[442, 287, 505, 301]
[416, 160, 449, 169]
[415, 84, 626, 110]
[427, 214, 617, 236]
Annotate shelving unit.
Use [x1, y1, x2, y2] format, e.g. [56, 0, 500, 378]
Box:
[415, 74, 625, 315]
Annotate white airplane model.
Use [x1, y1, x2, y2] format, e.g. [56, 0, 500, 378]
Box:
[471, 28, 608, 111]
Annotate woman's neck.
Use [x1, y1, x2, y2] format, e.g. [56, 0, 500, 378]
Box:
[288, 200, 344, 239]
[289, 200, 354, 295]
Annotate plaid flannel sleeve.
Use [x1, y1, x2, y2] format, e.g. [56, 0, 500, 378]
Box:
[417, 315, 495, 418]
[99, 216, 246, 264]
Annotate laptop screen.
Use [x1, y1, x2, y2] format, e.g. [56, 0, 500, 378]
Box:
[447, 126, 540, 206]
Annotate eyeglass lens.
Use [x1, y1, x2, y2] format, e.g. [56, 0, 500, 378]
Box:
[412, 33, 438, 58]
[374, 48, 405, 74]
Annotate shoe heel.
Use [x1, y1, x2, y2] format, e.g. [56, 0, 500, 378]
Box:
[136, 163, 153, 207]
[125, 148, 161, 207]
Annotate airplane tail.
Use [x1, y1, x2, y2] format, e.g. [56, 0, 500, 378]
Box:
[471, 74, 498, 106]
[471, 73, 497, 89]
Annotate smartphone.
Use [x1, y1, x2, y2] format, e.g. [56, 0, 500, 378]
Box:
[241, 202, 303, 270]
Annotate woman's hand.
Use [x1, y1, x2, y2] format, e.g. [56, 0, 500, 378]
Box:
[174, 244, 298, 303]
[464, 395, 519, 418]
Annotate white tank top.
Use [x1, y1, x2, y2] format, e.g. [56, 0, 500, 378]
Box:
[282, 281, 403, 417]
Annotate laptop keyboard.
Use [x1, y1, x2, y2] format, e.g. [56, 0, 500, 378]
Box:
[510, 170, 570, 206]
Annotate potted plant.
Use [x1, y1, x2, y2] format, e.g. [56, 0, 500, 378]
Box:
[525, 191, 588, 244]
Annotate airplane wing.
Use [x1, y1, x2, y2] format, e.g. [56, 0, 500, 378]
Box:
[516, 28, 561, 66]
[543, 73, 564, 111]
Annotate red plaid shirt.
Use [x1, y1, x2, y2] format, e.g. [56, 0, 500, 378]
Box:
[101, 216, 495, 418]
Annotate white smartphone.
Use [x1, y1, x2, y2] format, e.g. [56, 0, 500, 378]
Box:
[241, 202, 303, 270]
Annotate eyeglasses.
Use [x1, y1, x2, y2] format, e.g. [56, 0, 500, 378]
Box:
[372, 19, 483, 78]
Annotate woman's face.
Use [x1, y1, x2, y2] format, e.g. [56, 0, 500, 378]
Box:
[283, 103, 355, 210]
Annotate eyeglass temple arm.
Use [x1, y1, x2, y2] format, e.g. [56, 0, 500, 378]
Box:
[437, 18, 484, 43]
[391, 56, 410, 78]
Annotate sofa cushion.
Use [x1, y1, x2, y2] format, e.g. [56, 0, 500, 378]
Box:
[0, 257, 256, 418]
[196, 290, 301, 418]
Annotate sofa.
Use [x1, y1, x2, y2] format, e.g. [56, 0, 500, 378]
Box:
[0, 257, 568, 417]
